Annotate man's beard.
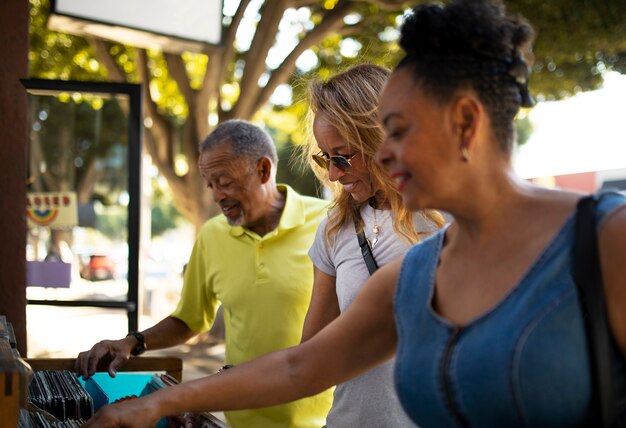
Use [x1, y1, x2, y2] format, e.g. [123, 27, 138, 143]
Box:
[226, 212, 245, 227]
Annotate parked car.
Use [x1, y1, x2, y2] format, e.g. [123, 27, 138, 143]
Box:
[79, 254, 115, 281]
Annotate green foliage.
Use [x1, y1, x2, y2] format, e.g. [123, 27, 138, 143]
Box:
[150, 180, 184, 237]
[29, 0, 626, 123]
[505, 0, 626, 100]
[515, 115, 534, 146]
[29, 0, 188, 123]
[28, 0, 106, 81]
[275, 3, 405, 148]
[145, 50, 189, 120]
[95, 208, 127, 241]
[27, 0, 626, 229]
[27, 93, 129, 201]
[275, 139, 324, 199]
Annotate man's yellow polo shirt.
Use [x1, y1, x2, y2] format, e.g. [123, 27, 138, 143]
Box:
[171, 184, 333, 428]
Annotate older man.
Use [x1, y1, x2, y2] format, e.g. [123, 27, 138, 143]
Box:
[76, 120, 333, 427]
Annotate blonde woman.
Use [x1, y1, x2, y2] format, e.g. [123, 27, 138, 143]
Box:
[300, 64, 444, 427]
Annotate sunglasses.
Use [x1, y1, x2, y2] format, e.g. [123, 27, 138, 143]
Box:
[312, 152, 356, 172]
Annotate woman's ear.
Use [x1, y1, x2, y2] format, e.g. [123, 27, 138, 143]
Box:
[256, 157, 273, 184]
[450, 94, 483, 154]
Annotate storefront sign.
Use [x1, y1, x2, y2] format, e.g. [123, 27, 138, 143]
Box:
[27, 192, 78, 228]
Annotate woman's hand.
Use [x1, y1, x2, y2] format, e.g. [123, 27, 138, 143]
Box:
[83, 396, 162, 428]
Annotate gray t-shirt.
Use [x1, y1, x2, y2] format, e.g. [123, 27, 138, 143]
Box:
[309, 204, 436, 427]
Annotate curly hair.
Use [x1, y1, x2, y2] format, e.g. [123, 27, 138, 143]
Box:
[397, 0, 535, 153]
[301, 64, 444, 243]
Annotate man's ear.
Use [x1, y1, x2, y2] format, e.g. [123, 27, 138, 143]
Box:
[256, 157, 273, 184]
[450, 94, 483, 152]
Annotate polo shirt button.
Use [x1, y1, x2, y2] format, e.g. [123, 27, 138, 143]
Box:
[259, 263, 265, 269]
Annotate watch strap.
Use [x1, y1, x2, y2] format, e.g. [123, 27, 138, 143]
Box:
[126, 331, 146, 356]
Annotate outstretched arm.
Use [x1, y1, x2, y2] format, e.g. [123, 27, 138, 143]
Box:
[301, 267, 341, 342]
[84, 258, 404, 428]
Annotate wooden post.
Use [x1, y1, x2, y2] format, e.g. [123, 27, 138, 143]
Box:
[0, 0, 29, 355]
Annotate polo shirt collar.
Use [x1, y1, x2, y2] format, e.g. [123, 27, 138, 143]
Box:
[228, 184, 304, 238]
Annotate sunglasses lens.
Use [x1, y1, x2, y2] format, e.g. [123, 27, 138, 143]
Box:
[312, 154, 352, 171]
[331, 156, 351, 171]
[312, 155, 329, 170]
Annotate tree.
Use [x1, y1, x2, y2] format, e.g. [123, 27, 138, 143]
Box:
[29, 0, 626, 231]
[29, 0, 409, 232]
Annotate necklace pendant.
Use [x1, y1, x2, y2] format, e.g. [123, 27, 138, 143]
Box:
[373, 225, 380, 235]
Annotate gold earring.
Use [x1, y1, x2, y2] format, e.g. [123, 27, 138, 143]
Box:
[460, 146, 471, 162]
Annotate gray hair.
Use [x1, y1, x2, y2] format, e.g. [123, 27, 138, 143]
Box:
[199, 119, 278, 168]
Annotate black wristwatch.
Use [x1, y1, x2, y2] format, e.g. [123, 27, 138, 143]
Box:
[126, 332, 147, 356]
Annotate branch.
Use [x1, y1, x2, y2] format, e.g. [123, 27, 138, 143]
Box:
[215, 0, 252, 94]
[222, 0, 252, 64]
[201, 0, 251, 98]
[137, 49, 174, 168]
[252, 1, 354, 113]
[235, 0, 290, 118]
[86, 36, 126, 82]
[164, 52, 195, 109]
[75, 158, 99, 203]
[196, 0, 252, 136]
[144, 129, 182, 188]
[181, 107, 201, 165]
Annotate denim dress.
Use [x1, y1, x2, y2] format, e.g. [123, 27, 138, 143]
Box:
[394, 192, 626, 428]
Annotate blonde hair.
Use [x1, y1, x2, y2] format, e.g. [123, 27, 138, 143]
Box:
[301, 64, 444, 243]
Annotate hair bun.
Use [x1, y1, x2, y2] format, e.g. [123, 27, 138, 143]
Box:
[399, 5, 447, 57]
[400, 0, 534, 63]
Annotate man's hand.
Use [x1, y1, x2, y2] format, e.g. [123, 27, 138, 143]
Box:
[74, 336, 136, 379]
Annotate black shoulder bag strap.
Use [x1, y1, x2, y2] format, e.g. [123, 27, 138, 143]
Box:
[354, 218, 379, 275]
[573, 195, 617, 428]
